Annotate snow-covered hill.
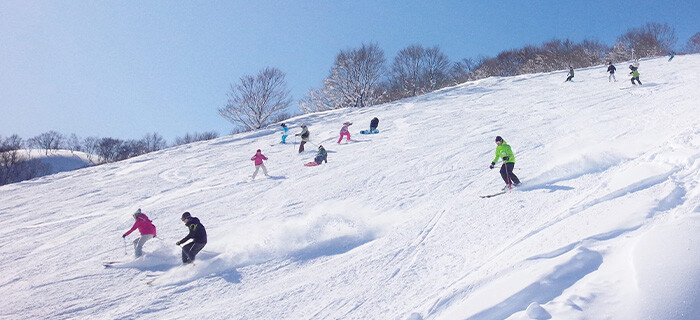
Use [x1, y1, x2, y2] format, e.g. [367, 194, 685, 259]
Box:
[2, 55, 699, 320]
[26, 149, 94, 174]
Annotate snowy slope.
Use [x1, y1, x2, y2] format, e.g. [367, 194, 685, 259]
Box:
[1, 55, 699, 320]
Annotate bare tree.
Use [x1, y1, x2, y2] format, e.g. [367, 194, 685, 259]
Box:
[82, 136, 99, 163]
[32, 131, 64, 155]
[219, 67, 291, 131]
[390, 45, 426, 98]
[423, 46, 452, 92]
[0, 136, 48, 186]
[450, 57, 481, 84]
[141, 132, 168, 153]
[617, 22, 677, 58]
[300, 43, 386, 112]
[67, 134, 82, 154]
[96, 138, 123, 163]
[684, 32, 700, 54]
[173, 131, 219, 146]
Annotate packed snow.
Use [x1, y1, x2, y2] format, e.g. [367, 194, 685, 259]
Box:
[1, 55, 699, 320]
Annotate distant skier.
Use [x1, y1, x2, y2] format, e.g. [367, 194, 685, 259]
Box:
[606, 62, 617, 82]
[176, 212, 207, 264]
[250, 149, 269, 179]
[295, 124, 310, 153]
[629, 65, 642, 85]
[122, 208, 157, 257]
[280, 123, 289, 144]
[668, 51, 675, 62]
[305, 145, 328, 166]
[565, 66, 574, 82]
[489, 136, 521, 189]
[337, 122, 352, 144]
[369, 117, 379, 132]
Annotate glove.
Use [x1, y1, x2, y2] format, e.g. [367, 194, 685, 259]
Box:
[175, 241, 181, 246]
[502, 156, 509, 161]
[489, 162, 495, 169]
[122, 234, 126, 238]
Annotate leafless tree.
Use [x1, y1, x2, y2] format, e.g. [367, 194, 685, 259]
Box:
[0, 136, 48, 186]
[32, 131, 64, 155]
[141, 132, 168, 153]
[450, 57, 481, 84]
[219, 67, 291, 131]
[173, 131, 219, 146]
[82, 136, 99, 163]
[300, 43, 386, 112]
[617, 22, 677, 58]
[388, 45, 452, 99]
[96, 138, 123, 163]
[66, 134, 82, 154]
[684, 32, 700, 54]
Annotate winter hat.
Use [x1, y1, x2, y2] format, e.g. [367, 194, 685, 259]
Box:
[181, 212, 192, 220]
[256, 149, 261, 152]
[301, 124, 307, 127]
[133, 208, 142, 218]
[495, 136, 503, 142]
[281, 123, 286, 127]
[318, 145, 324, 149]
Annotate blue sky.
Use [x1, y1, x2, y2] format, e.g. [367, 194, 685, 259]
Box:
[1, 0, 698, 141]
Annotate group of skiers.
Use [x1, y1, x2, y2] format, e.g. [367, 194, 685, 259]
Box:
[122, 209, 207, 264]
[567, 58, 661, 86]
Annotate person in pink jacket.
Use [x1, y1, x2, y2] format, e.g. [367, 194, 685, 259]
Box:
[122, 209, 157, 257]
[251, 149, 269, 179]
[337, 121, 352, 143]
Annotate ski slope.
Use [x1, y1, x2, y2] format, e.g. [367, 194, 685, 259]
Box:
[2, 55, 700, 320]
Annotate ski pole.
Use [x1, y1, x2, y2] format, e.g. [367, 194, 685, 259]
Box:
[123, 237, 128, 256]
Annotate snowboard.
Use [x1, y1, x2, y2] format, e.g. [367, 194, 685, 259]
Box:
[360, 129, 379, 134]
[304, 162, 319, 167]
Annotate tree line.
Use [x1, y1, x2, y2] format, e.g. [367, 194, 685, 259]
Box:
[0, 131, 219, 186]
[220, 22, 699, 130]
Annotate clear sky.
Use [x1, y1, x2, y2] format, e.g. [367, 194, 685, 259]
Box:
[1, 0, 698, 141]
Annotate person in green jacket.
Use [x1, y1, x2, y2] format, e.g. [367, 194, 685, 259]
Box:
[629, 65, 642, 85]
[489, 136, 521, 189]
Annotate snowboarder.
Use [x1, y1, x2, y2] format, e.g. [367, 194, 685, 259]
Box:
[606, 62, 617, 82]
[122, 209, 157, 257]
[280, 123, 289, 144]
[250, 149, 269, 179]
[295, 124, 310, 153]
[370, 117, 379, 132]
[304, 145, 327, 166]
[489, 136, 521, 189]
[176, 212, 207, 264]
[629, 65, 642, 85]
[565, 66, 574, 82]
[337, 122, 352, 144]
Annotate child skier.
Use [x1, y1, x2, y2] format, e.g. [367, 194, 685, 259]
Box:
[629, 65, 642, 85]
[489, 136, 521, 189]
[565, 66, 574, 82]
[176, 212, 207, 264]
[607, 62, 616, 82]
[304, 145, 327, 166]
[338, 122, 352, 143]
[122, 209, 157, 257]
[280, 123, 289, 144]
[250, 149, 269, 179]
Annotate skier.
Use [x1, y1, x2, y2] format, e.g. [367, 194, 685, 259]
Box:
[338, 122, 352, 143]
[606, 62, 617, 82]
[370, 117, 379, 132]
[565, 66, 574, 82]
[280, 123, 289, 144]
[489, 136, 521, 189]
[629, 65, 642, 85]
[175, 212, 207, 264]
[122, 209, 157, 257]
[668, 51, 675, 62]
[295, 124, 310, 153]
[250, 149, 268, 179]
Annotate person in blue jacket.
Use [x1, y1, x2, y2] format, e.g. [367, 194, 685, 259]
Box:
[280, 123, 289, 144]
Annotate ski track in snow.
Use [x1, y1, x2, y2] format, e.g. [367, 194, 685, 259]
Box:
[2, 55, 700, 320]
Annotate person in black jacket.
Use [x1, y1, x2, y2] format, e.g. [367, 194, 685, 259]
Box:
[176, 212, 207, 264]
[606, 62, 616, 82]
